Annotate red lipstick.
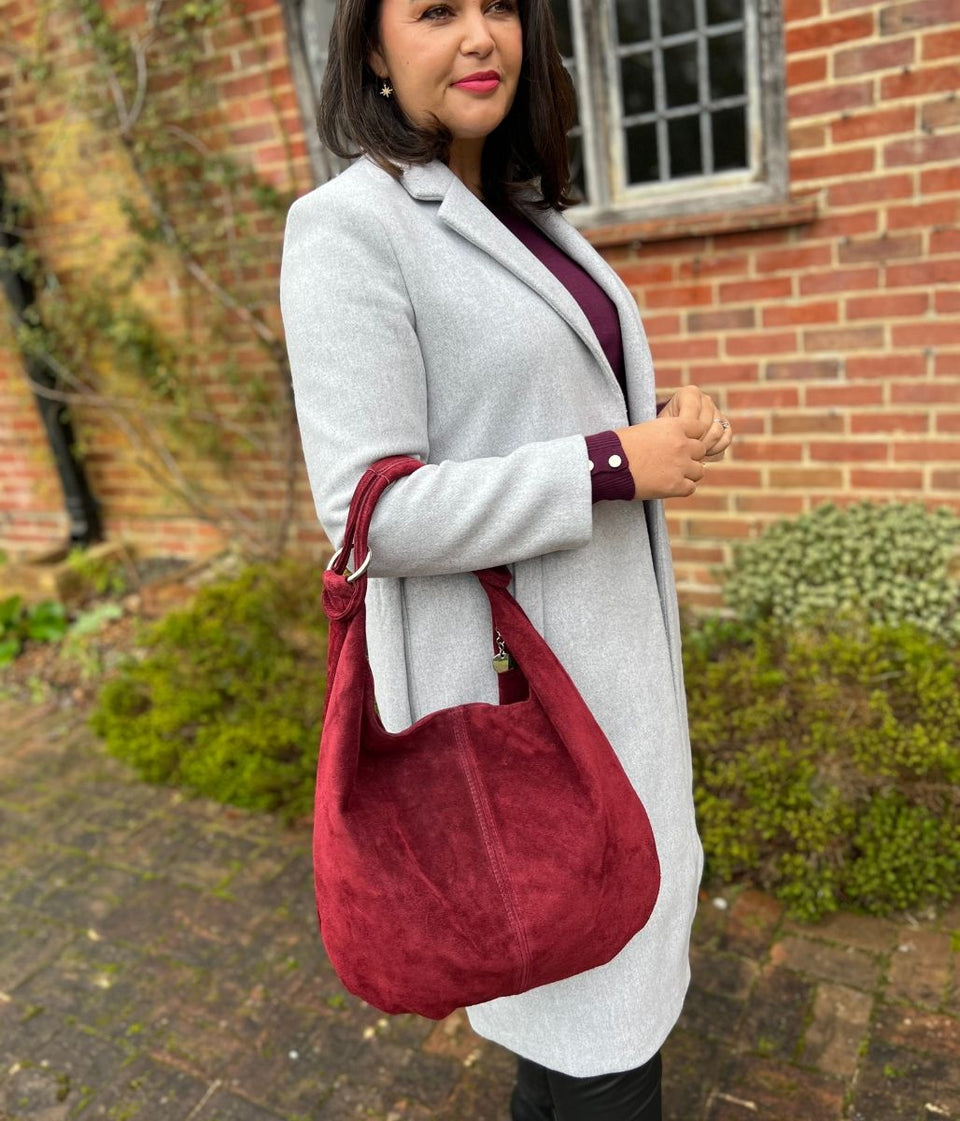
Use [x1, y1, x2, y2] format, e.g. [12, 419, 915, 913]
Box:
[453, 70, 501, 93]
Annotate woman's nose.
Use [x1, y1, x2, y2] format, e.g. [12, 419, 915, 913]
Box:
[459, 7, 496, 54]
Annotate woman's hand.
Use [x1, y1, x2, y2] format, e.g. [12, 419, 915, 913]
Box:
[657, 384, 732, 462]
[614, 417, 708, 500]
[614, 385, 733, 500]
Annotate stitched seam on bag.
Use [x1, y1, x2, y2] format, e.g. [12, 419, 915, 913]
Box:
[452, 713, 531, 993]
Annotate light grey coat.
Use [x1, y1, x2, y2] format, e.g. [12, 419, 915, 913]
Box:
[280, 154, 703, 1077]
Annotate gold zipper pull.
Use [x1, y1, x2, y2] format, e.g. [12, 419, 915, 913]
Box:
[492, 629, 515, 674]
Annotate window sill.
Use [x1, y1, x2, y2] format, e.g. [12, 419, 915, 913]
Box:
[578, 193, 820, 250]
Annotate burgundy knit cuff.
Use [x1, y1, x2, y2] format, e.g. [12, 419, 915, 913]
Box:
[585, 431, 635, 502]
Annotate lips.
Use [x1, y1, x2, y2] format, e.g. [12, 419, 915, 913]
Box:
[453, 70, 501, 93]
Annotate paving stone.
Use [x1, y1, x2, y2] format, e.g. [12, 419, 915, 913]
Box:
[77, 1054, 212, 1119]
[873, 1002, 960, 1067]
[785, 909, 901, 956]
[188, 1089, 288, 1121]
[770, 933, 881, 991]
[690, 949, 759, 1002]
[661, 1029, 726, 1121]
[676, 979, 746, 1043]
[738, 965, 815, 1061]
[887, 931, 955, 1009]
[0, 911, 76, 992]
[431, 1040, 516, 1121]
[706, 1056, 845, 1121]
[0, 1063, 71, 1121]
[720, 889, 784, 957]
[800, 982, 874, 1078]
[690, 894, 729, 950]
[852, 1037, 960, 1121]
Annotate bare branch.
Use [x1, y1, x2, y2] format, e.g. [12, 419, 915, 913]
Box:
[125, 32, 150, 136]
[166, 124, 240, 271]
[75, 6, 131, 133]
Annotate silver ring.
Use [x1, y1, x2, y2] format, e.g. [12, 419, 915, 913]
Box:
[713, 418, 730, 430]
[326, 546, 373, 583]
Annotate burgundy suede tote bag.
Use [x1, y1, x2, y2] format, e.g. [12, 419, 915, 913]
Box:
[315, 455, 660, 1019]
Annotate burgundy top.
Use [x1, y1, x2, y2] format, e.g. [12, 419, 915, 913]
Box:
[489, 204, 635, 502]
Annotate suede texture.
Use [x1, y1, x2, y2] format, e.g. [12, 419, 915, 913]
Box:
[315, 458, 661, 1020]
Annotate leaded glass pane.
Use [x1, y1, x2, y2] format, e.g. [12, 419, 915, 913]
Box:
[709, 31, 745, 101]
[712, 104, 747, 170]
[660, 0, 696, 36]
[706, 0, 743, 25]
[621, 52, 656, 117]
[663, 42, 699, 108]
[626, 122, 659, 183]
[616, 0, 651, 44]
[668, 115, 702, 177]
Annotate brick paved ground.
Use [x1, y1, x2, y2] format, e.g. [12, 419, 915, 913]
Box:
[0, 699, 957, 1120]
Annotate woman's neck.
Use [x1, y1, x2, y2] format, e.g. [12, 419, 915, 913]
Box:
[447, 136, 485, 200]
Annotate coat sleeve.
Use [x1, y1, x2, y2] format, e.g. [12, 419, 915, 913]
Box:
[279, 188, 595, 578]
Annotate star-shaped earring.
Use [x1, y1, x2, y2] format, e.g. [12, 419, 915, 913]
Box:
[380, 82, 393, 98]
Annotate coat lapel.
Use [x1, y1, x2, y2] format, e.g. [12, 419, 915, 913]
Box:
[398, 160, 652, 420]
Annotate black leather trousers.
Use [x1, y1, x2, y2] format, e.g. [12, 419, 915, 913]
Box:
[510, 1051, 662, 1121]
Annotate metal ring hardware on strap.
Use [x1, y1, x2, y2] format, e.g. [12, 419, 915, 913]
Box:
[326, 546, 373, 583]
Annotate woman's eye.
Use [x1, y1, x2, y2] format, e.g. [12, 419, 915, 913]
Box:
[421, 4, 452, 17]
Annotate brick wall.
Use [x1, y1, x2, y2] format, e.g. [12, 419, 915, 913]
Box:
[1, 0, 957, 607]
[593, 0, 960, 606]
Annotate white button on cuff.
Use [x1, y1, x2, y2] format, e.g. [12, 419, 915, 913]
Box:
[608, 454, 622, 468]
[587, 460, 594, 471]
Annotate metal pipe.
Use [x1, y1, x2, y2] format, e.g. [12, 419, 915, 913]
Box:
[0, 171, 102, 547]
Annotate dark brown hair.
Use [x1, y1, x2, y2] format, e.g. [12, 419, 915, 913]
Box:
[317, 0, 577, 211]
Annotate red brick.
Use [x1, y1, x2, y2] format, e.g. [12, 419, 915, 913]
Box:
[786, 12, 874, 51]
[650, 338, 720, 361]
[679, 254, 750, 279]
[785, 0, 822, 18]
[790, 123, 827, 150]
[688, 308, 756, 332]
[811, 440, 889, 461]
[791, 148, 876, 181]
[800, 266, 880, 295]
[770, 467, 845, 488]
[938, 414, 960, 433]
[719, 278, 794, 304]
[886, 260, 960, 287]
[687, 517, 757, 539]
[930, 228, 960, 255]
[887, 198, 959, 231]
[834, 38, 914, 77]
[643, 284, 714, 308]
[893, 323, 960, 347]
[932, 470, 960, 491]
[735, 494, 807, 514]
[880, 0, 960, 34]
[806, 384, 884, 406]
[687, 363, 761, 385]
[771, 413, 845, 435]
[921, 98, 960, 131]
[935, 354, 960, 375]
[922, 26, 960, 60]
[831, 105, 916, 143]
[851, 412, 930, 433]
[851, 468, 924, 488]
[805, 211, 879, 239]
[804, 326, 886, 351]
[731, 440, 805, 461]
[893, 441, 960, 461]
[838, 234, 923, 264]
[699, 466, 766, 487]
[726, 332, 799, 356]
[827, 175, 914, 207]
[846, 292, 930, 319]
[641, 313, 682, 337]
[935, 290, 960, 313]
[728, 387, 802, 409]
[890, 382, 959, 403]
[886, 132, 960, 168]
[787, 55, 829, 86]
[921, 165, 960, 195]
[755, 245, 833, 274]
[847, 354, 928, 378]
[788, 81, 874, 118]
[618, 261, 676, 286]
[766, 359, 842, 380]
[763, 302, 840, 327]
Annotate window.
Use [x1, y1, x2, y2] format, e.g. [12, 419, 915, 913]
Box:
[283, 0, 786, 225]
[552, 0, 787, 226]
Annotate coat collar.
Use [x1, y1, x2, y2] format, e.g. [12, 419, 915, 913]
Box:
[385, 158, 654, 422]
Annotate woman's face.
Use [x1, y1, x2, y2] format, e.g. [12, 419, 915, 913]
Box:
[369, 0, 523, 145]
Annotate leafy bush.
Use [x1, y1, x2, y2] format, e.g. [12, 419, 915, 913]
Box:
[722, 502, 960, 640]
[685, 621, 960, 921]
[90, 562, 325, 820]
[0, 596, 69, 665]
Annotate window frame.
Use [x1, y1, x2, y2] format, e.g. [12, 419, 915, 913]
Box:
[563, 0, 788, 231]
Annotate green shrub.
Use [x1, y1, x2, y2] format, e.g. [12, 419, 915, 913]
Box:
[722, 502, 960, 640]
[685, 621, 960, 921]
[90, 561, 325, 820]
[0, 595, 69, 665]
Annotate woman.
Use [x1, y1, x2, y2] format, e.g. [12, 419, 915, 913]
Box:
[280, 0, 732, 1115]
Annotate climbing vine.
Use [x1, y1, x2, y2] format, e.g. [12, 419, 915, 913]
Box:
[1, 0, 304, 558]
